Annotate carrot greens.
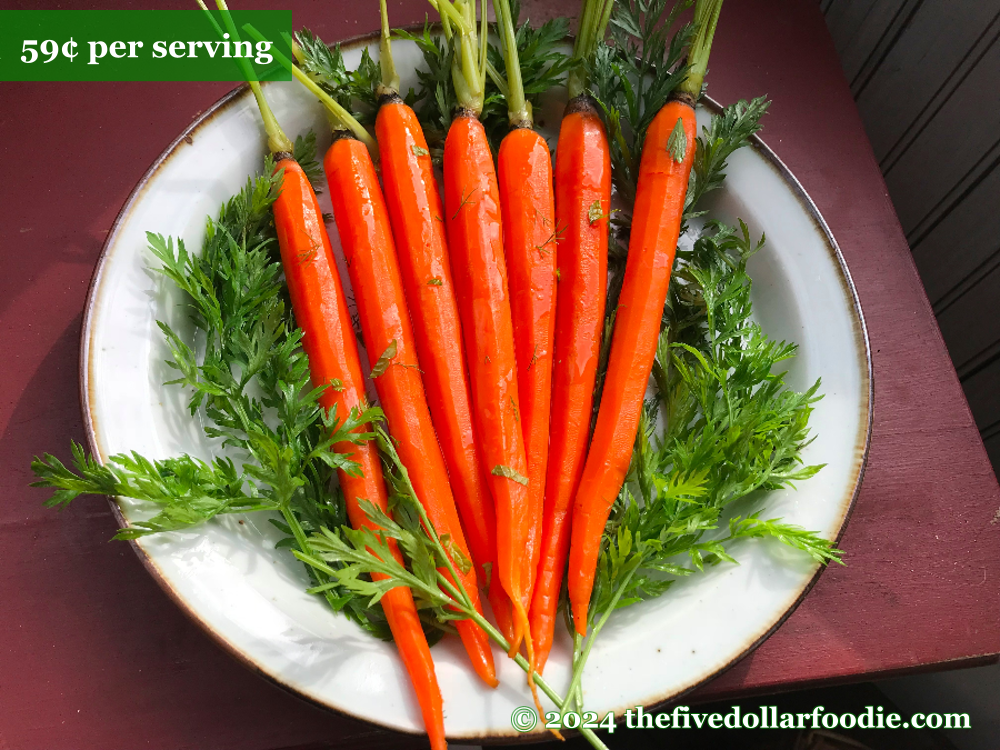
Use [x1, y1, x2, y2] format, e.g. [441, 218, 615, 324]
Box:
[31, 166, 393, 638]
[684, 95, 771, 217]
[293, 28, 383, 119]
[291, 129, 325, 188]
[391, 23, 463, 148]
[587, 0, 770, 407]
[589, 220, 840, 628]
[295, 429, 612, 750]
[558, 219, 842, 720]
[586, 0, 693, 206]
[486, 0, 572, 116]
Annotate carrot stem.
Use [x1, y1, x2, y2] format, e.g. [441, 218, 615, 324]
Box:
[595, 0, 615, 51]
[492, 0, 530, 126]
[291, 36, 306, 66]
[194, 0, 293, 153]
[478, 0, 488, 97]
[678, 0, 724, 97]
[247, 81, 294, 154]
[436, 0, 454, 39]
[381, 432, 478, 616]
[459, 604, 607, 749]
[485, 59, 509, 100]
[378, 0, 401, 94]
[195, 0, 224, 36]
[460, 34, 481, 107]
[566, 1, 593, 98]
[242, 24, 378, 156]
[431, 0, 485, 113]
[567, 0, 614, 99]
[562, 561, 640, 719]
[429, 0, 471, 34]
[571, 631, 585, 711]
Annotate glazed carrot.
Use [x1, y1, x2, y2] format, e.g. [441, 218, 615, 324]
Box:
[568, 0, 722, 636]
[497, 126, 553, 599]
[372, 1, 514, 642]
[568, 100, 696, 635]
[434, 0, 536, 664]
[491, 0, 555, 657]
[445, 111, 534, 636]
[324, 132, 498, 690]
[273, 160, 446, 750]
[528, 0, 612, 670]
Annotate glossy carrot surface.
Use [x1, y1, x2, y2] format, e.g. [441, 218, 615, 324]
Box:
[323, 136, 498, 688]
[375, 98, 514, 640]
[272, 157, 447, 750]
[529, 99, 610, 671]
[497, 126, 556, 619]
[443, 113, 533, 641]
[568, 100, 698, 636]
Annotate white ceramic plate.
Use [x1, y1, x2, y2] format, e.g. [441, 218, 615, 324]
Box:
[81, 35, 871, 742]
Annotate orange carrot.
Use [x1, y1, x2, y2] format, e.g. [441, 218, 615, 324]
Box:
[372, 4, 514, 642]
[568, 0, 724, 637]
[324, 132, 498, 689]
[272, 157, 446, 750]
[529, 94, 610, 672]
[568, 100, 697, 635]
[434, 0, 548, 724]
[489, 0, 556, 662]
[431, 0, 536, 669]
[497, 124, 554, 616]
[443, 112, 532, 644]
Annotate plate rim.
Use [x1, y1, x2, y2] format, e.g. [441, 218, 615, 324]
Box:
[78, 28, 874, 743]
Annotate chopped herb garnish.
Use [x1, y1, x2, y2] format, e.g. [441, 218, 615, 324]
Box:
[491, 464, 529, 486]
[370, 339, 398, 378]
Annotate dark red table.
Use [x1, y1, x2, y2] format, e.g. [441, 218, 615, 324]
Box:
[2, 1, 998, 748]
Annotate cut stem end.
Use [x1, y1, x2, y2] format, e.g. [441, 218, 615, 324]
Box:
[678, 0, 725, 98]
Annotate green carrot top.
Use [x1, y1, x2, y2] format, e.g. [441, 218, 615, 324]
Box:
[431, 0, 488, 115]
[490, 0, 532, 127]
[677, 0, 724, 99]
[196, 0, 293, 154]
[567, 0, 614, 100]
[240, 24, 379, 158]
[377, 0, 402, 96]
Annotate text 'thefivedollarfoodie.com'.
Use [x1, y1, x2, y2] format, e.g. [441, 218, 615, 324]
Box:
[509, 704, 972, 734]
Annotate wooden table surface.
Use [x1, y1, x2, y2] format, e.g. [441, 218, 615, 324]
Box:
[2, 0, 998, 748]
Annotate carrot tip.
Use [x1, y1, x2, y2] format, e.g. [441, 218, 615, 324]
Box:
[506, 628, 524, 659]
[508, 597, 528, 657]
[480, 661, 499, 689]
[457, 620, 499, 688]
[513, 602, 557, 740]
